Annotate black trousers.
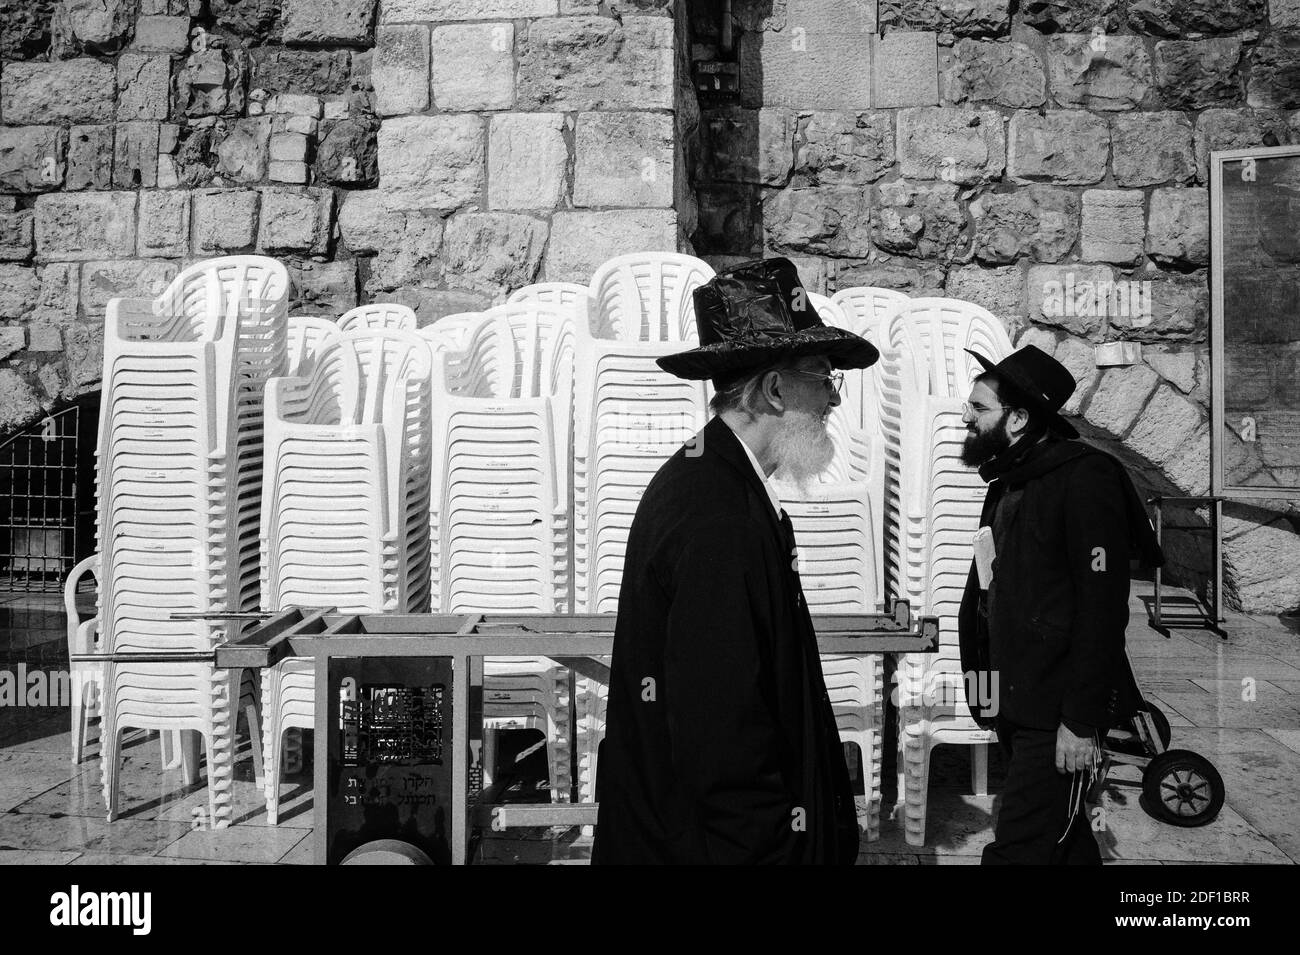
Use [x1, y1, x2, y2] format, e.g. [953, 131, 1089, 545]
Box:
[982, 720, 1101, 866]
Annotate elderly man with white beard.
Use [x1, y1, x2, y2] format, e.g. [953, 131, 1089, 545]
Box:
[591, 258, 880, 865]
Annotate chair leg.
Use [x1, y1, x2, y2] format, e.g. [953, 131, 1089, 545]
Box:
[100, 715, 120, 823]
[901, 723, 931, 848]
[265, 725, 283, 826]
[971, 742, 989, 797]
[179, 731, 201, 786]
[238, 668, 265, 788]
[71, 699, 86, 767]
[284, 728, 302, 776]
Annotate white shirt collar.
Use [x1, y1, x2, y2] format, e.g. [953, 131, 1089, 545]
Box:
[724, 421, 784, 519]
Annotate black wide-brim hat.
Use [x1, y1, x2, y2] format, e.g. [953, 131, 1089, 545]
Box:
[965, 344, 1080, 439]
[657, 257, 879, 381]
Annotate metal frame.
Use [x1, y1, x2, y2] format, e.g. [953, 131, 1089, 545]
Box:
[1209, 144, 1300, 500]
[1148, 495, 1226, 637]
[208, 602, 938, 865]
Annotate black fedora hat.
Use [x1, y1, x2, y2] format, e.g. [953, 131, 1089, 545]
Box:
[965, 344, 1079, 439]
[657, 257, 879, 381]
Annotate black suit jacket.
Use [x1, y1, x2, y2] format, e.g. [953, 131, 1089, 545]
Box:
[591, 416, 859, 865]
[958, 437, 1155, 733]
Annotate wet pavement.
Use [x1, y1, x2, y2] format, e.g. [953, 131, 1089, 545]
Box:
[1, 584, 1297, 865]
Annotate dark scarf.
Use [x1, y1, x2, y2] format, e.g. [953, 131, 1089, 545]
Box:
[978, 434, 1165, 569]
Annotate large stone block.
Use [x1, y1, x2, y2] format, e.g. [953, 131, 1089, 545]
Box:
[543, 209, 677, 283]
[0, 126, 65, 193]
[942, 39, 1046, 109]
[1113, 275, 1208, 342]
[112, 121, 159, 189]
[0, 60, 116, 124]
[210, 0, 280, 36]
[834, 260, 945, 296]
[487, 113, 568, 211]
[67, 124, 115, 190]
[338, 191, 403, 254]
[289, 259, 358, 316]
[378, 115, 484, 212]
[872, 31, 939, 109]
[1027, 263, 1116, 339]
[138, 190, 191, 258]
[284, 0, 376, 45]
[519, 16, 673, 111]
[1110, 112, 1195, 187]
[1081, 190, 1145, 265]
[215, 117, 272, 184]
[382, 0, 557, 20]
[80, 259, 179, 315]
[132, 15, 191, 54]
[1047, 34, 1152, 111]
[790, 111, 893, 187]
[431, 23, 515, 111]
[443, 212, 548, 293]
[1275, 0, 1300, 28]
[1007, 110, 1109, 185]
[878, 1, 1007, 37]
[251, 48, 354, 96]
[52, 0, 134, 56]
[1081, 362, 1160, 436]
[1247, 32, 1300, 109]
[763, 185, 872, 258]
[316, 118, 379, 187]
[945, 264, 1025, 332]
[177, 45, 249, 117]
[1126, 384, 1207, 467]
[574, 112, 673, 208]
[0, 264, 39, 319]
[34, 192, 136, 261]
[702, 108, 798, 187]
[1153, 40, 1242, 111]
[1223, 511, 1300, 612]
[257, 187, 334, 255]
[373, 24, 429, 115]
[1146, 187, 1209, 267]
[1021, 1, 1121, 32]
[117, 54, 171, 121]
[0, 0, 59, 59]
[896, 107, 1005, 186]
[0, 368, 42, 434]
[364, 213, 444, 292]
[0, 210, 34, 260]
[1193, 108, 1291, 183]
[872, 180, 967, 262]
[736, 0, 875, 110]
[973, 186, 1078, 265]
[0, 326, 24, 360]
[1126, 0, 1267, 36]
[1143, 345, 1201, 395]
[193, 189, 260, 252]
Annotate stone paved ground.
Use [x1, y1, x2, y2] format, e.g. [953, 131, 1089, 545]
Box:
[1, 582, 1296, 865]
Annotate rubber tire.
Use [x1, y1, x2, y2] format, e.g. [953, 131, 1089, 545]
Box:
[1143, 703, 1172, 751]
[1141, 749, 1225, 828]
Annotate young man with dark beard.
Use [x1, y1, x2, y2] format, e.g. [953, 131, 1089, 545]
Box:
[591, 258, 878, 865]
[956, 345, 1162, 865]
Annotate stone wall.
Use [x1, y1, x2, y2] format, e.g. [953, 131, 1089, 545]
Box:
[690, 0, 1300, 613]
[2, 0, 692, 432]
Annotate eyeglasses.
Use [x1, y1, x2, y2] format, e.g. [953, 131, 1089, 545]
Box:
[961, 401, 1010, 417]
[784, 370, 845, 395]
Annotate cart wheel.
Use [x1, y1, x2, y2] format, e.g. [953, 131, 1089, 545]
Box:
[1141, 750, 1224, 827]
[1142, 703, 1172, 750]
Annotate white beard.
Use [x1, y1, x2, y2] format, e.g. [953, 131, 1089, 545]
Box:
[770, 407, 835, 494]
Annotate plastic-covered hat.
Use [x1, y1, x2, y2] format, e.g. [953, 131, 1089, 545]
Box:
[656, 257, 879, 381]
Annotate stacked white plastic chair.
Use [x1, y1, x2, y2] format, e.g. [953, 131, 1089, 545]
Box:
[572, 252, 714, 802]
[427, 303, 577, 801]
[831, 286, 909, 442]
[96, 255, 286, 827]
[880, 297, 1012, 846]
[337, 302, 418, 333]
[259, 323, 434, 822]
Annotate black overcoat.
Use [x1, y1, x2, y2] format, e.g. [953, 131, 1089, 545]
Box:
[591, 416, 859, 865]
[958, 437, 1159, 734]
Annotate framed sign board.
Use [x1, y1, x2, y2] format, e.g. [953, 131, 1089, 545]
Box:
[1210, 145, 1300, 499]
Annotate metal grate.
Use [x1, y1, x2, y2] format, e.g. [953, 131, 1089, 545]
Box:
[0, 399, 97, 593]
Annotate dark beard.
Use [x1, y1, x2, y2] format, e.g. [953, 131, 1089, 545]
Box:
[961, 415, 1012, 467]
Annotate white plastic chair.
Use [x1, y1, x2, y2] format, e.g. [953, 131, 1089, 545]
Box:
[337, 302, 418, 333]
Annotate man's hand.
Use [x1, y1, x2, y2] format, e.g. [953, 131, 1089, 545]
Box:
[1055, 723, 1097, 774]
